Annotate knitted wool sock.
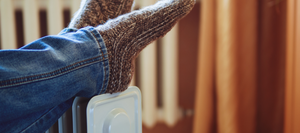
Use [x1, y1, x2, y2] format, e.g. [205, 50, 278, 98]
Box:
[68, 0, 134, 29]
[96, 0, 196, 93]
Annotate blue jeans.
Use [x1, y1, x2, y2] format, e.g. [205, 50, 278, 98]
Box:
[0, 27, 110, 133]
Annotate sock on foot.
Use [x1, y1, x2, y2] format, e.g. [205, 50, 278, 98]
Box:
[96, 0, 196, 93]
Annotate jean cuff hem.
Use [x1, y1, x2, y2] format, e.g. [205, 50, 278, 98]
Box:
[83, 26, 110, 95]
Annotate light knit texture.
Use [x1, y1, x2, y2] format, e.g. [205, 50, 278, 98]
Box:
[69, 0, 134, 29]
[97, 0, 196, 93]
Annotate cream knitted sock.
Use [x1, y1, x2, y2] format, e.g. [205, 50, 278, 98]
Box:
[68, 0, 134, 29]
[97, 0, 196, 93]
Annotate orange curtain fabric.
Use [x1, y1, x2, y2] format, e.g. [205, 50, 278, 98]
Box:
[193, 0, 287, 133]
[284, 0, 300, 133]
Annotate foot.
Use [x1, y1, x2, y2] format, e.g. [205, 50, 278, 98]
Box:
[96, 0, 196, 93]
[68, 0, 134, 29]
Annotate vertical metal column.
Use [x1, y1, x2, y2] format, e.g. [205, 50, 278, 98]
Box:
[139, 0, 157, 128]
[70, 0, 81, 18]
[162, 24, 179, 127]
[0, 0, 17, 49]
[72, 97, 90, 133]
[58, 108, 73, 133]
[47, 0, 63, 35]
[23, 0, 40, 44]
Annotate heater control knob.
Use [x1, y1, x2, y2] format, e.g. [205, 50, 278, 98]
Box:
[103, 108, 131, 133]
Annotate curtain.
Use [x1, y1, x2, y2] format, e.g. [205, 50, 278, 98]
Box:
[284, 0, 300, 133]
[193, 0, 288, 133]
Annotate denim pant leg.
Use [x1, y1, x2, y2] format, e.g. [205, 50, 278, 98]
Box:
[0, 27, 109, 133]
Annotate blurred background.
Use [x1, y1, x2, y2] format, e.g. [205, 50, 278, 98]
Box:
[0, 0, 299, 133]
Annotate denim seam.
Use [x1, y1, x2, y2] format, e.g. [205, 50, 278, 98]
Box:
[0, 56, 107, 88]
[88, 27, 110, 94]
[91, 29, 107, 94]
[19, 27, 108, 132]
